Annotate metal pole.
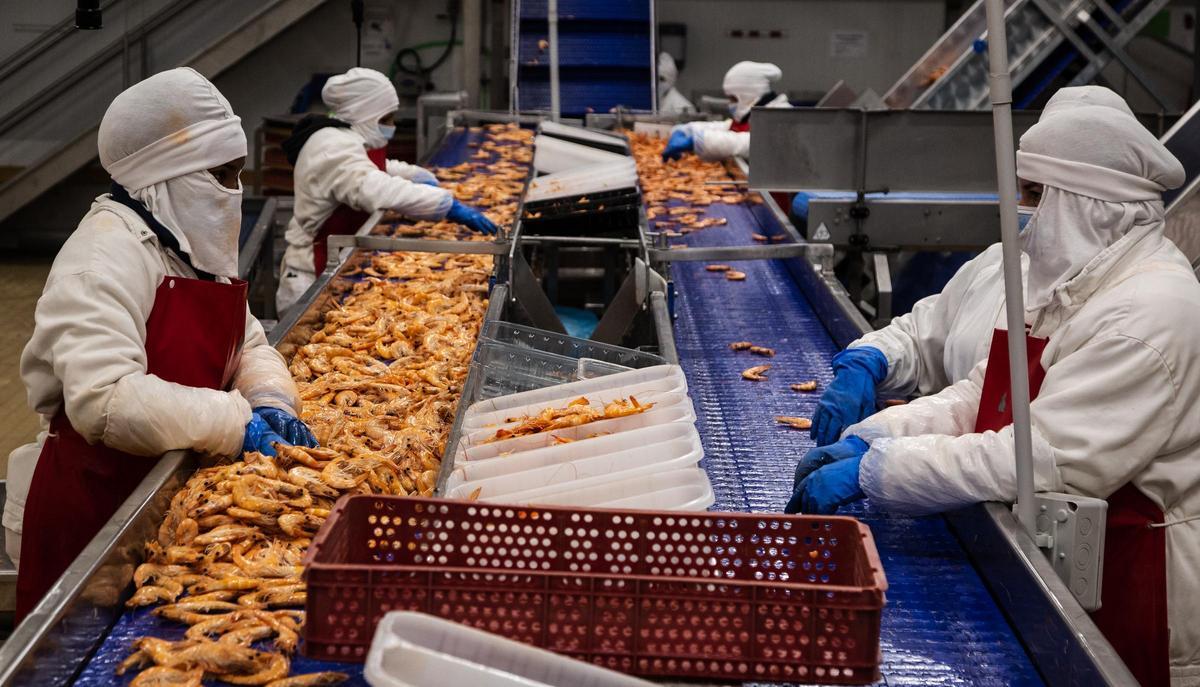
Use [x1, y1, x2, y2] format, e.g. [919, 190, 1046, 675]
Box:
[462, 0, 482, 108]
[984, 0, 1038, 537]
[548, 0, 561, 121]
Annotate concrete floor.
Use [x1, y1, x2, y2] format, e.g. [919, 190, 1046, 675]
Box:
[0, 259, 51, 478]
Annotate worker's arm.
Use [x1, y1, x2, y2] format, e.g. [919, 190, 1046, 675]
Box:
[858, 335, 1173, 515]
[385, 160, 439, 185]
[305, 129, 451, 220]
[27, 264, 249, 458]
[846, 357, 985, 443]
[852, 246, 1001, 396]
[232, 311, 301, 414]
[693, 128, 751, 161]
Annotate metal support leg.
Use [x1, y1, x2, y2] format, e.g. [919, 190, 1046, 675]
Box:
[871, 252, 892, 325]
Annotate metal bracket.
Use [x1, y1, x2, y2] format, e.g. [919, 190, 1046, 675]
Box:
[871, 252, 892, 325]
[509, 251, 566, 334]
[1023, 492, 1108, 612]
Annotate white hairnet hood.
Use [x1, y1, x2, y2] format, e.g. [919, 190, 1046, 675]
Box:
[1016, 89, 1184, 311]
[322, 67, 399, 149]
[658, 52, 679, 99]
[1041, 84, 1135, 119]
[723, 61, 781, 122]
[98, 67, 247, 278]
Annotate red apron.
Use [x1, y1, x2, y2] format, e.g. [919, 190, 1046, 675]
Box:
[15, 275, 247, 621]
[311, 146, 387, 272]
[975, 327, 1169, 687]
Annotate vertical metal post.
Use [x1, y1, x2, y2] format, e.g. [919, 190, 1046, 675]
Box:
[984, 0, 1038, 537]
[1193, 0, 1200, 104]
[462, 0, 483, 108]
[548, 0, 561, 121]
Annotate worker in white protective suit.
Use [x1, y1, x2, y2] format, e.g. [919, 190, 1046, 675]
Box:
[276, 67, 498, 313]
[809, 85, 1135, 446]
[8, 68, 310, 622]
[790, 91, 1200, 687]
[661, 61, 790, 162]
[657, 52, 695, 115]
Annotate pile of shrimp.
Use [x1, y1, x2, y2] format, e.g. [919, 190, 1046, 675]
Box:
[627, 132, 763, 237]
[487, 395, 654, 443]
[118, 125, 531, 686]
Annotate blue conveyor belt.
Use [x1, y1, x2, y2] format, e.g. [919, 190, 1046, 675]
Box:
[666, 198, 1044, 686]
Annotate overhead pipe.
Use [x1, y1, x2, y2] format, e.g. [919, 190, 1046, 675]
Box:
[983, 0, 1037, 537]
[548, 0, 560, 121]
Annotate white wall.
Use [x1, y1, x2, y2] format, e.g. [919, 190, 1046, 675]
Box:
[214, 0, 469, 169]
[657, 0, 945, 102]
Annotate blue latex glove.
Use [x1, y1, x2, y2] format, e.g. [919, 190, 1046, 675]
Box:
[254, 407, 318, 448]
[416, 177, 440, 187]
[661, 127, 695, 161]
[446, 199, 499, 235]
[788, 455, 866, 515]
[243, 412, 288, 457]
[409, 167, 440, 186]
[791, 435, 869, 495]
[810, 346, 888, 446]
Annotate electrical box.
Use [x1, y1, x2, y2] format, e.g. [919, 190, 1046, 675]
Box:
[1022, 492, 1107, 612]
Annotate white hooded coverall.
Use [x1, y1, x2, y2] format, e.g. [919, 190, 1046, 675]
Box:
[685, 61, 790, 161]
[851, 86, 1136, 397]
[846, 97, 1200, 683]
[5, 68, 300, 566]
[657, 52, 695, 115]
[276, 68, 453, 312]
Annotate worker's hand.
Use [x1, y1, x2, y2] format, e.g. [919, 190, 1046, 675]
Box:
[790, 435, 869, 498]
[810, 346, 888, 446]
[661, 127, 696, 161]
[446, 199, 499, 235]
[254, 407, 318, 448]
[787, 454, 866, 515]
[242, 412, 289, 457]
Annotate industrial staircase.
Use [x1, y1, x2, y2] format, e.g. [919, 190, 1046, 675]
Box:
[0, 0, 329, 233]
[883, 0, 1171, 111]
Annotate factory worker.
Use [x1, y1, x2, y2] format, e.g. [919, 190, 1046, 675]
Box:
[791, 93, 1200, 686]
[276, 67, 498, 313]
[809, 85, 1138, 446]
[661, 61, 789, 162]
[657, 52, 695, 115]
[9, 68, 311, 620]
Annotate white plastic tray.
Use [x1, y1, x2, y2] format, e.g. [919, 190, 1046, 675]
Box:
[462, 365, 686, 427]
[456, 391, 696, 451]
[526, 160, 638, 202]
[521, 468, 714, 511]
[463, 385, 689, 434]
[455, 403, 696, 464]
[445, 431, 703, 503]
[538, 120, 631, 151]
[533, 135, 627, 174]
[365, 612, 652, 687]
[448, 421, 698, 489]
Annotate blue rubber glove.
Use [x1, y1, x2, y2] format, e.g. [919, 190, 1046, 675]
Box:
[791, 435, 869, 495]
[789, 455, 866, 515]
[243, 412, 288, 457]
[661, 127, 695, 161]
[409, 167, 440, 186]
[254, 407, 318, 448]
[416, 177, 440, 187]
[810, 346, 888, 446]
[446, 199, 499, 235]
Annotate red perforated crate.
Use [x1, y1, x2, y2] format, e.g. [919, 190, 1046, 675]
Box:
[303, 495, 887, 684]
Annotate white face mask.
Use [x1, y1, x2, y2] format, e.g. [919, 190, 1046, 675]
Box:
[139, 170, 242, 278]
[350, 119, 389, 149]
[378, 123, 396, 141]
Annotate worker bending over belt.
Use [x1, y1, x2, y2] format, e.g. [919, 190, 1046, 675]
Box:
[657, 52, 695, 115]
[7, 68, 315, 620]
[661, 61, 790, 162]
[276, 67, 497, 313]
[809, 85, 1139, 447]
[790, 88, 1200, 687]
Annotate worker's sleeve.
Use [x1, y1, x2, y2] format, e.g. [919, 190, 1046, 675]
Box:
[851, 250, 988, 395]
[30, 271, 250, 458]
[385, 160, 438, 185]
[231, 310, 300, 414]
[307, 132, 452, 220]
[846, 360, 985, 443]
[693, 128, 751, 161]
[858, 334, 1175, 515]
